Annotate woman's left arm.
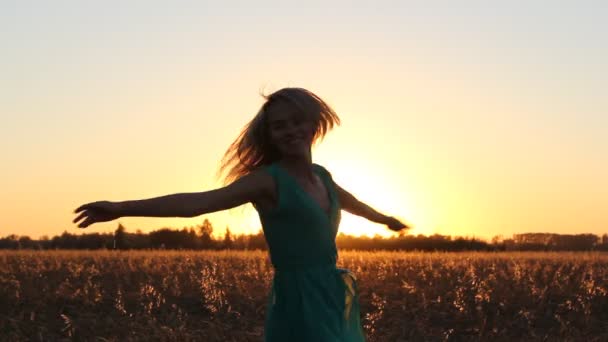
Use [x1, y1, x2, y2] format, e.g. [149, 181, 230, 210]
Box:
[332, 180, 409, 231]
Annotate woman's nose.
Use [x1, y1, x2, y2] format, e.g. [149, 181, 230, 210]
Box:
[284, 123, 299, 136]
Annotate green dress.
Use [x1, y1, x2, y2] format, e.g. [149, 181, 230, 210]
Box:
[254, 162, 366, 342]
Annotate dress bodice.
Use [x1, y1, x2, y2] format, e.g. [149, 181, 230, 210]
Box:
[254, 162, 342, 271]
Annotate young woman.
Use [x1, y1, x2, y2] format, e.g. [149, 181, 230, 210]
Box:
[73, 87, 410, 341]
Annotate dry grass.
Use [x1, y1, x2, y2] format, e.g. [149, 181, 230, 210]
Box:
[1, 250, 607, 341]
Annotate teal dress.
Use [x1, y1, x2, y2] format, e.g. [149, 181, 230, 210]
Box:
[254, 162, 366, 342]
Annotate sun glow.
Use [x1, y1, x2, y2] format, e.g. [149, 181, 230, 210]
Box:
[222, 161, 422, 239]
[319, 159, 430, 238]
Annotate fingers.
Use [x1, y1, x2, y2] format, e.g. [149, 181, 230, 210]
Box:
[74, 203, 90, 214]
[73, 210, 96, 228]
[394, 217, 410, 230]
[389, 218, 407, 229]
[73, 211, 87, 224]
[74, 200, 105, 214]
[78, 217, 94, 229]
[73, 202, 102, 228]
[388, 219, 411, 232]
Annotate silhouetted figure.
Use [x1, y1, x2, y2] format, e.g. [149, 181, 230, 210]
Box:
[73, 87, 410, 341]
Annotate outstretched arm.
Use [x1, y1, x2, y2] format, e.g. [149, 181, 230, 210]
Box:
[333, 181, 409, 231]
[73, 169, 271, 228]
[115, 170, 267, 218]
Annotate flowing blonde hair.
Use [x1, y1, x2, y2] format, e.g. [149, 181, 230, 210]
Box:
[217, 87, 341, 186]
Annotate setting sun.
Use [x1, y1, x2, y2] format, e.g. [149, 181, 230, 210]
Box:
[313, 159, 420, 238]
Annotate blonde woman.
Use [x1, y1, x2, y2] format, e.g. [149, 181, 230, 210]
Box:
[73, 87, 410, 341]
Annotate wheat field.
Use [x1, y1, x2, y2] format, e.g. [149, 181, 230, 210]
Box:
[1, 250, 607, 341]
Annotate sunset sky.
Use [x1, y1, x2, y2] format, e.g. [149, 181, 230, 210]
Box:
[1, 1, 606, 241]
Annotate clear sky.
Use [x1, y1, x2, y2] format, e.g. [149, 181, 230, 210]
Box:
[1, 1, 606, 240]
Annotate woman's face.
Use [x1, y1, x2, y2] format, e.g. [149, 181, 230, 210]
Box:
[266, 101, 315, 158]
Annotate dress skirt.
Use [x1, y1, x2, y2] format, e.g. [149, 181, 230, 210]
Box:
[264, 263, 366, 342]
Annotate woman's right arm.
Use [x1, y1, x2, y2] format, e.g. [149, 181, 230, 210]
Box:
[117, 169, 271, 218]
[74, 169, 272, 228]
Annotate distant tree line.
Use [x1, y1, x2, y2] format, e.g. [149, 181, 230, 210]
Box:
[336, 232, 608, 252]
[503, 233, 608, 251]
[0, 219, 268, 251]
[1, 219, 607, 251]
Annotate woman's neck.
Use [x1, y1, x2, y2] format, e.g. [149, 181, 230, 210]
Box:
[277, 156, 315, 182]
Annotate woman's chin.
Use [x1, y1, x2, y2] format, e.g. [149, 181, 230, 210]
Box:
[281, 149, 309, 158]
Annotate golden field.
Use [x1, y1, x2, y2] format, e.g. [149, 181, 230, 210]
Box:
[1, 250, 607, 341]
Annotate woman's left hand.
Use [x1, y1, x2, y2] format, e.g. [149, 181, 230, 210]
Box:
[384, 216, 410, 232]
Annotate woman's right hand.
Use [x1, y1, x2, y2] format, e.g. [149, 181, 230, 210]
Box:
[73, 200, 122, 229]
[385, 216, 410, 232]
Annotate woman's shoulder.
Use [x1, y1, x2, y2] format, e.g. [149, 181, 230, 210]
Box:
[238, 164, 277, 192]
[245, 164, 278, 211]
[250, 162, 276, 175]
[250, 163, 277, 180]
[312, 163, 333, 178]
